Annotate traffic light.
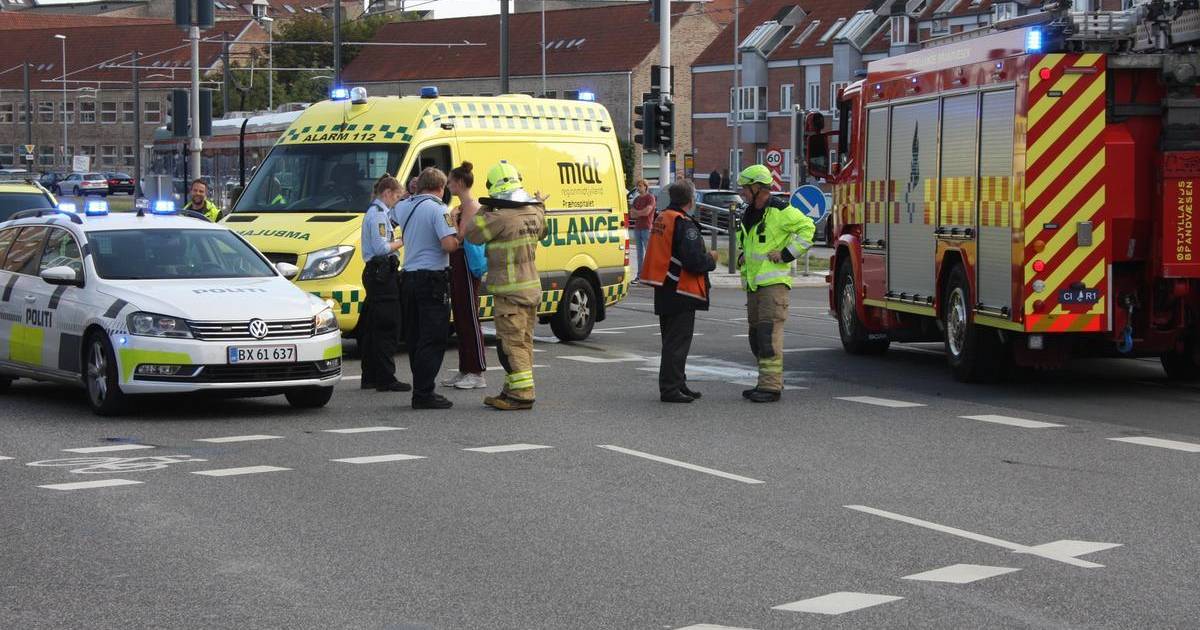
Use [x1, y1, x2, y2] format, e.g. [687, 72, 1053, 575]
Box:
[634, 99, 659, 151]
[652, 98, 674, 153]
[170, 89, 189, 137]
[198, 88, 213, 137]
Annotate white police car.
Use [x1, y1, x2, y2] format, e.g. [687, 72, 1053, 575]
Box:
[0, 200, 342, 415]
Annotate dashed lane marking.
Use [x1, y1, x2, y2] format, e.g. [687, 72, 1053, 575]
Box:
[486, 365, 547, 371]
[837, 396, 926, 408]
[597, 445, 764, 485]
[560, 354, 648, 364]
[782, 347, 837, 353]
[331, 454, 426, 464]
[0, 456, 13, 461]
[960, 415, 1066, 429]
[675, 625, 759, 630]
[902, 563, 1021, 584]
[596, 323, 661, 331]
[322, 426, 407, 434]
[463, 443, 553, 454]
[772, 592, 903, 615]
[1107, 436, 1200, 453]
[194, 435, 285, 444]
[1024, 540, 1123, 558]
[39, 479, 143, 491]
[729, 381, 807, 391]
[191, 465, 291, 477]
[62, 444, 155, 454]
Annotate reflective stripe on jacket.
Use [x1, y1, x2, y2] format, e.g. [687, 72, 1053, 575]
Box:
[465, 202, 547, 305]
[736, 196, 815, 291]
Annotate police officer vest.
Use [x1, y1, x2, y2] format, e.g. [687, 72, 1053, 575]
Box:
[640, 209, 709, 301]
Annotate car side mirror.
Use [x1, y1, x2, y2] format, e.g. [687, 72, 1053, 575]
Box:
[40, 265, 82, 287]
[276, 262, 299, 280]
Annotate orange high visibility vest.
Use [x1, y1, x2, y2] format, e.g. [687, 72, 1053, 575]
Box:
[640, 209, 709, 301]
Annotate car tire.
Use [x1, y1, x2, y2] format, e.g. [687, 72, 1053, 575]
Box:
[1161, 339, 1200, 381]
[836, 260, 888, 355]
[942, 264, 1006, 383]
[285, 386, 334, 409]
[85, 332, 128, 416]
[73, 186, 81, 197]
[550, 276, 596, 342]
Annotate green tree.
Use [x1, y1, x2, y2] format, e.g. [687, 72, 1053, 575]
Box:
[617, 137, 634, 190]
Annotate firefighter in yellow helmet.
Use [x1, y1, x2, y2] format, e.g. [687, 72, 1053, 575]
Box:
[736, 164, 815, 402]
[464, 161, 548, 411]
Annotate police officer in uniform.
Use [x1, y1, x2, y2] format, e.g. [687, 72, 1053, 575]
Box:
[735, 164, 815, 402]
[391, 167, 460, 409]
[358, 175, 411, 393]
[465, 162, 548, 411]
[640, 181, 717, 403]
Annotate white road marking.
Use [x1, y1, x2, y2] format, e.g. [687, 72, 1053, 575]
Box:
[772, 592, 903, 615]
[734, 334, 749, 338]
[597, 445, 764, 485]
[0, 456, 14, 461]
[1024, 540, 1122, 558]
[902, 563, 1021, 584]
[729, 380, 807, 391]
[960, 415, 1066, 429]
[191, 465, 291, 477]
[322, 426, 406, 434]
[837, 396, 926, 408]
[342, 375, 362, 381]
[782, 347, 837, 353]
[845, 505, 1109, 568]
[893, 345, 945, 356]
[1107, 436, 1200, 453]
[589, 330, 625, 334]
[654, 332, 705, 336]
[675, 625, 759, 630]
[463, 443, 553, 454]
[331, 454, 426, 464]
[594, 323, 660, 331]
[486, 364, 547, 371]
[194, 435, 284, 444]
[39, 479, 143, 491]
[62, 444, 155, 453]
[559, 355, 647, 364]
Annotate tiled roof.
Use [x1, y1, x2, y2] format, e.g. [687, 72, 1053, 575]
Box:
[0, 12, 170, 29]
[693, 0, 887, 67]
[215, 0, 354, 18]
[344, 3, 690, 83]
[0, 21, 254, 90]
[917, 0, 994, 20]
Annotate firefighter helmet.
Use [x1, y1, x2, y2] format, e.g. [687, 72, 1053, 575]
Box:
[737, 164, 774, 187]
[486, 161, 524, 196]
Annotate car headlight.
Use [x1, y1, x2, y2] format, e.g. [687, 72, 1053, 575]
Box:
[314, 307, 338, 335]
[127, 312, 193, 338]
[298, 245, 355, 281]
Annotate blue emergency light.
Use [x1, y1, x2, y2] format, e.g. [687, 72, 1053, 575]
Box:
[420, 86, 439, 99]
[85, 199, 109, 217]
[152, 200, 176, 215]
[577, 91, 596, 102]
[330, 87, 350, 100]
[1026, 28, 1043, 53]
[58, 202, 78, 214]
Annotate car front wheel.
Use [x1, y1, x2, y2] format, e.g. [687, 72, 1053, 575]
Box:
[85, 332, 128, 416]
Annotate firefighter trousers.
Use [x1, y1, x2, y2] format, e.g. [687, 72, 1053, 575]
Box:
[746, 283, 789, 393]
[494, 295, 536, 401]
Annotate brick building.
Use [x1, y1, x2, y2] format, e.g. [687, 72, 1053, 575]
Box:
[342, 2, 722, 181]
[1, 0, 361, 22]
[0, 16, 263, 172]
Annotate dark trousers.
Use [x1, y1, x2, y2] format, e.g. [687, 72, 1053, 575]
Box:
[658, 310, 696, 395]
[401, 269, 451, 399]
[360, 259, 401, 387]
[449, 249, 486, 374]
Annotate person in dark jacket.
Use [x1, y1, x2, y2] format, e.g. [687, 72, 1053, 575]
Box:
[708, 169, 721, 190]
[640, 181, 718, 403]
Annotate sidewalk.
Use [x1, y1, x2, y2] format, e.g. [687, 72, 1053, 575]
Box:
[709, 269, 829, 288]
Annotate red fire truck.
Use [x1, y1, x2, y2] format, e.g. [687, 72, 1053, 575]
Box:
[812, 3, 1200, 382]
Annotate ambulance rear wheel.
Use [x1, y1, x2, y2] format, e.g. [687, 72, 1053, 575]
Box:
[551, 276, 596, 342]
[85, 332, 128, 416]
[943, 265, 1004, 383]
[1161, 339, 1200, 381]
[836, 261, 888, 355]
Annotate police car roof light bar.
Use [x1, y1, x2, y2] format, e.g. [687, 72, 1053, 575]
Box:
[85, 200, 109, 217]
[58, 201, 78, 214]
[152, 200, 177, 215]
[420, 86, 439, 99]
[330, 87, 350, 100]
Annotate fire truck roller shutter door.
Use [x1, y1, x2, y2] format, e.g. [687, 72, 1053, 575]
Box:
[864, 108, 890, 245]
[887, 99, 939, 300]
[977, 89, 1017, 313]
[937, 94, 979, 229]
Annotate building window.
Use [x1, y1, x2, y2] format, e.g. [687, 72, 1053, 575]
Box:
[0, 103, 12, 124]
[100, 101, 117, 124]
[79, 145, 95, 157]
[17, 103, 27, 124]
[121, 102, 135, 124]
[38, 101, 54, 124]
[101, 145, 117, 166]
[144, 100, 161, 124]
[930, 18, 949, 36]
[564, 90, 580, 100]
[60, 101, 74, 124]
[122, 146, 135, 167]
[780, 84, 794, 112]
[38, 145, 54, 167]
[830, 82, 849, 116]
[729, 148, 743, 174]
[541, 90, 557, 99]
[782, 149, 793, 181]
[755, 148, 766, 165]
[818, 17, 848, 45]
[80, 102, 96, 124]
[0, 145, 13, 166]
[792, 20, 820, 47]
[891, 15, 911, 45]
[806, 81, 821, 111]
[994, 2, 1016, 21]
[730, 85, 767, 122]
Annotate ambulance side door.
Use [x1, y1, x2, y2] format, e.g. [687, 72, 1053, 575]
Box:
[0, 225, 51, 369]
[406, 142, 457, 204]
[33, 226, 87, 377]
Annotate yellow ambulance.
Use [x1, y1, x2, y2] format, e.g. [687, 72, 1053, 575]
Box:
[226, 88, 631, 341]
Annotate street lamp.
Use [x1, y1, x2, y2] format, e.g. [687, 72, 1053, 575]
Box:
[251, 0, 273, 111]
[55, 34, 67, 169]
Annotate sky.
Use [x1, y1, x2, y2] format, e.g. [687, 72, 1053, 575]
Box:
[411, 0, 500, 18]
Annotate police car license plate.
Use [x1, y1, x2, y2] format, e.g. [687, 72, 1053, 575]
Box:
[227, 345, 296, 364]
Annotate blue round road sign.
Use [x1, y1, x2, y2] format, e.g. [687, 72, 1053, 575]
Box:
[791, 185, 828, 221]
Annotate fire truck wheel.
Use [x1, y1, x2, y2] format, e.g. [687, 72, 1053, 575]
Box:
[1161, 340, 1200, 381]
[836, 261, 888, 355]
[942, 264, 1003, 383]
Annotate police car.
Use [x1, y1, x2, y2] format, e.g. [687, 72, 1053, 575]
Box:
[0, 200, 342, 415]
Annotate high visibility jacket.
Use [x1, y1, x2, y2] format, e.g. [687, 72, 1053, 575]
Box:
[736, 195, 815, 291]
[190, 199, 221, 222]
[465, 200, 548, 306]
[641, 208, 709, 302]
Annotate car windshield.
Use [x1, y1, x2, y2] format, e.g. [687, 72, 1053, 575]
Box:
[88, 229, 277, 280]
[0, 193, 54, 221]
[233, 143, 408, 213]
[109, 173, 131, 179]
[85, 174, 105, 181]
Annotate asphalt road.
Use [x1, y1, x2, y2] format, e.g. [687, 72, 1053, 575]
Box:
[3, 284, 1199, 629]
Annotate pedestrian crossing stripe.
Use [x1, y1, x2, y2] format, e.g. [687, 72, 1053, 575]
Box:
[310, 290, 363, 315]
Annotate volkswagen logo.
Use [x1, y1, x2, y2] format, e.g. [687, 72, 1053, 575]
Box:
[247, 319, 270, 340]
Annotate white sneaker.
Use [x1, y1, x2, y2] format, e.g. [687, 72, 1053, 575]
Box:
[454, 373, 488, 389]
[440, 372, 466, 387]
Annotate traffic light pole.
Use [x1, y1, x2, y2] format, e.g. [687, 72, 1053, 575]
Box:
[189, 25, 202, 182]
[658, 0, 670, 184]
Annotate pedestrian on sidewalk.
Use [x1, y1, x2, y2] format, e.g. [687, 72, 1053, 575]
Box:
[442, 161, 488, 391]
[391, 167, 461, 410]
[708, 169, 721, 190]
[358, 175, 412, 393]
[465, 161, 548, 411]
[641, 180, 717, 403]
[631, 179, 656, 284]
[735, 164, 815, 403]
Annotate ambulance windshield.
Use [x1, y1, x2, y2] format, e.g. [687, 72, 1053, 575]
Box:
[233, 143, 408, 213]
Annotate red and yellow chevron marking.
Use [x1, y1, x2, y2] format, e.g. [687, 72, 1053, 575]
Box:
[901, 179, 934, 225]
[834, 181, 862, 225]
[938, 176, 976, 226]
[864, 179, 891, 224]
[1023, 53, 1109, 332]
[980, 176, 1014, 227]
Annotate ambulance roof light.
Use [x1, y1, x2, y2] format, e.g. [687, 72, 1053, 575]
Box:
[577, 90, 596, 102]
[152, 200, 177, 215]
[330, 87, 350, 101]
[350, 87, 368, 104]
[1026, 27, 1043, 53]
[420, 86, 439, 99]
[85, 199, 109, 217]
